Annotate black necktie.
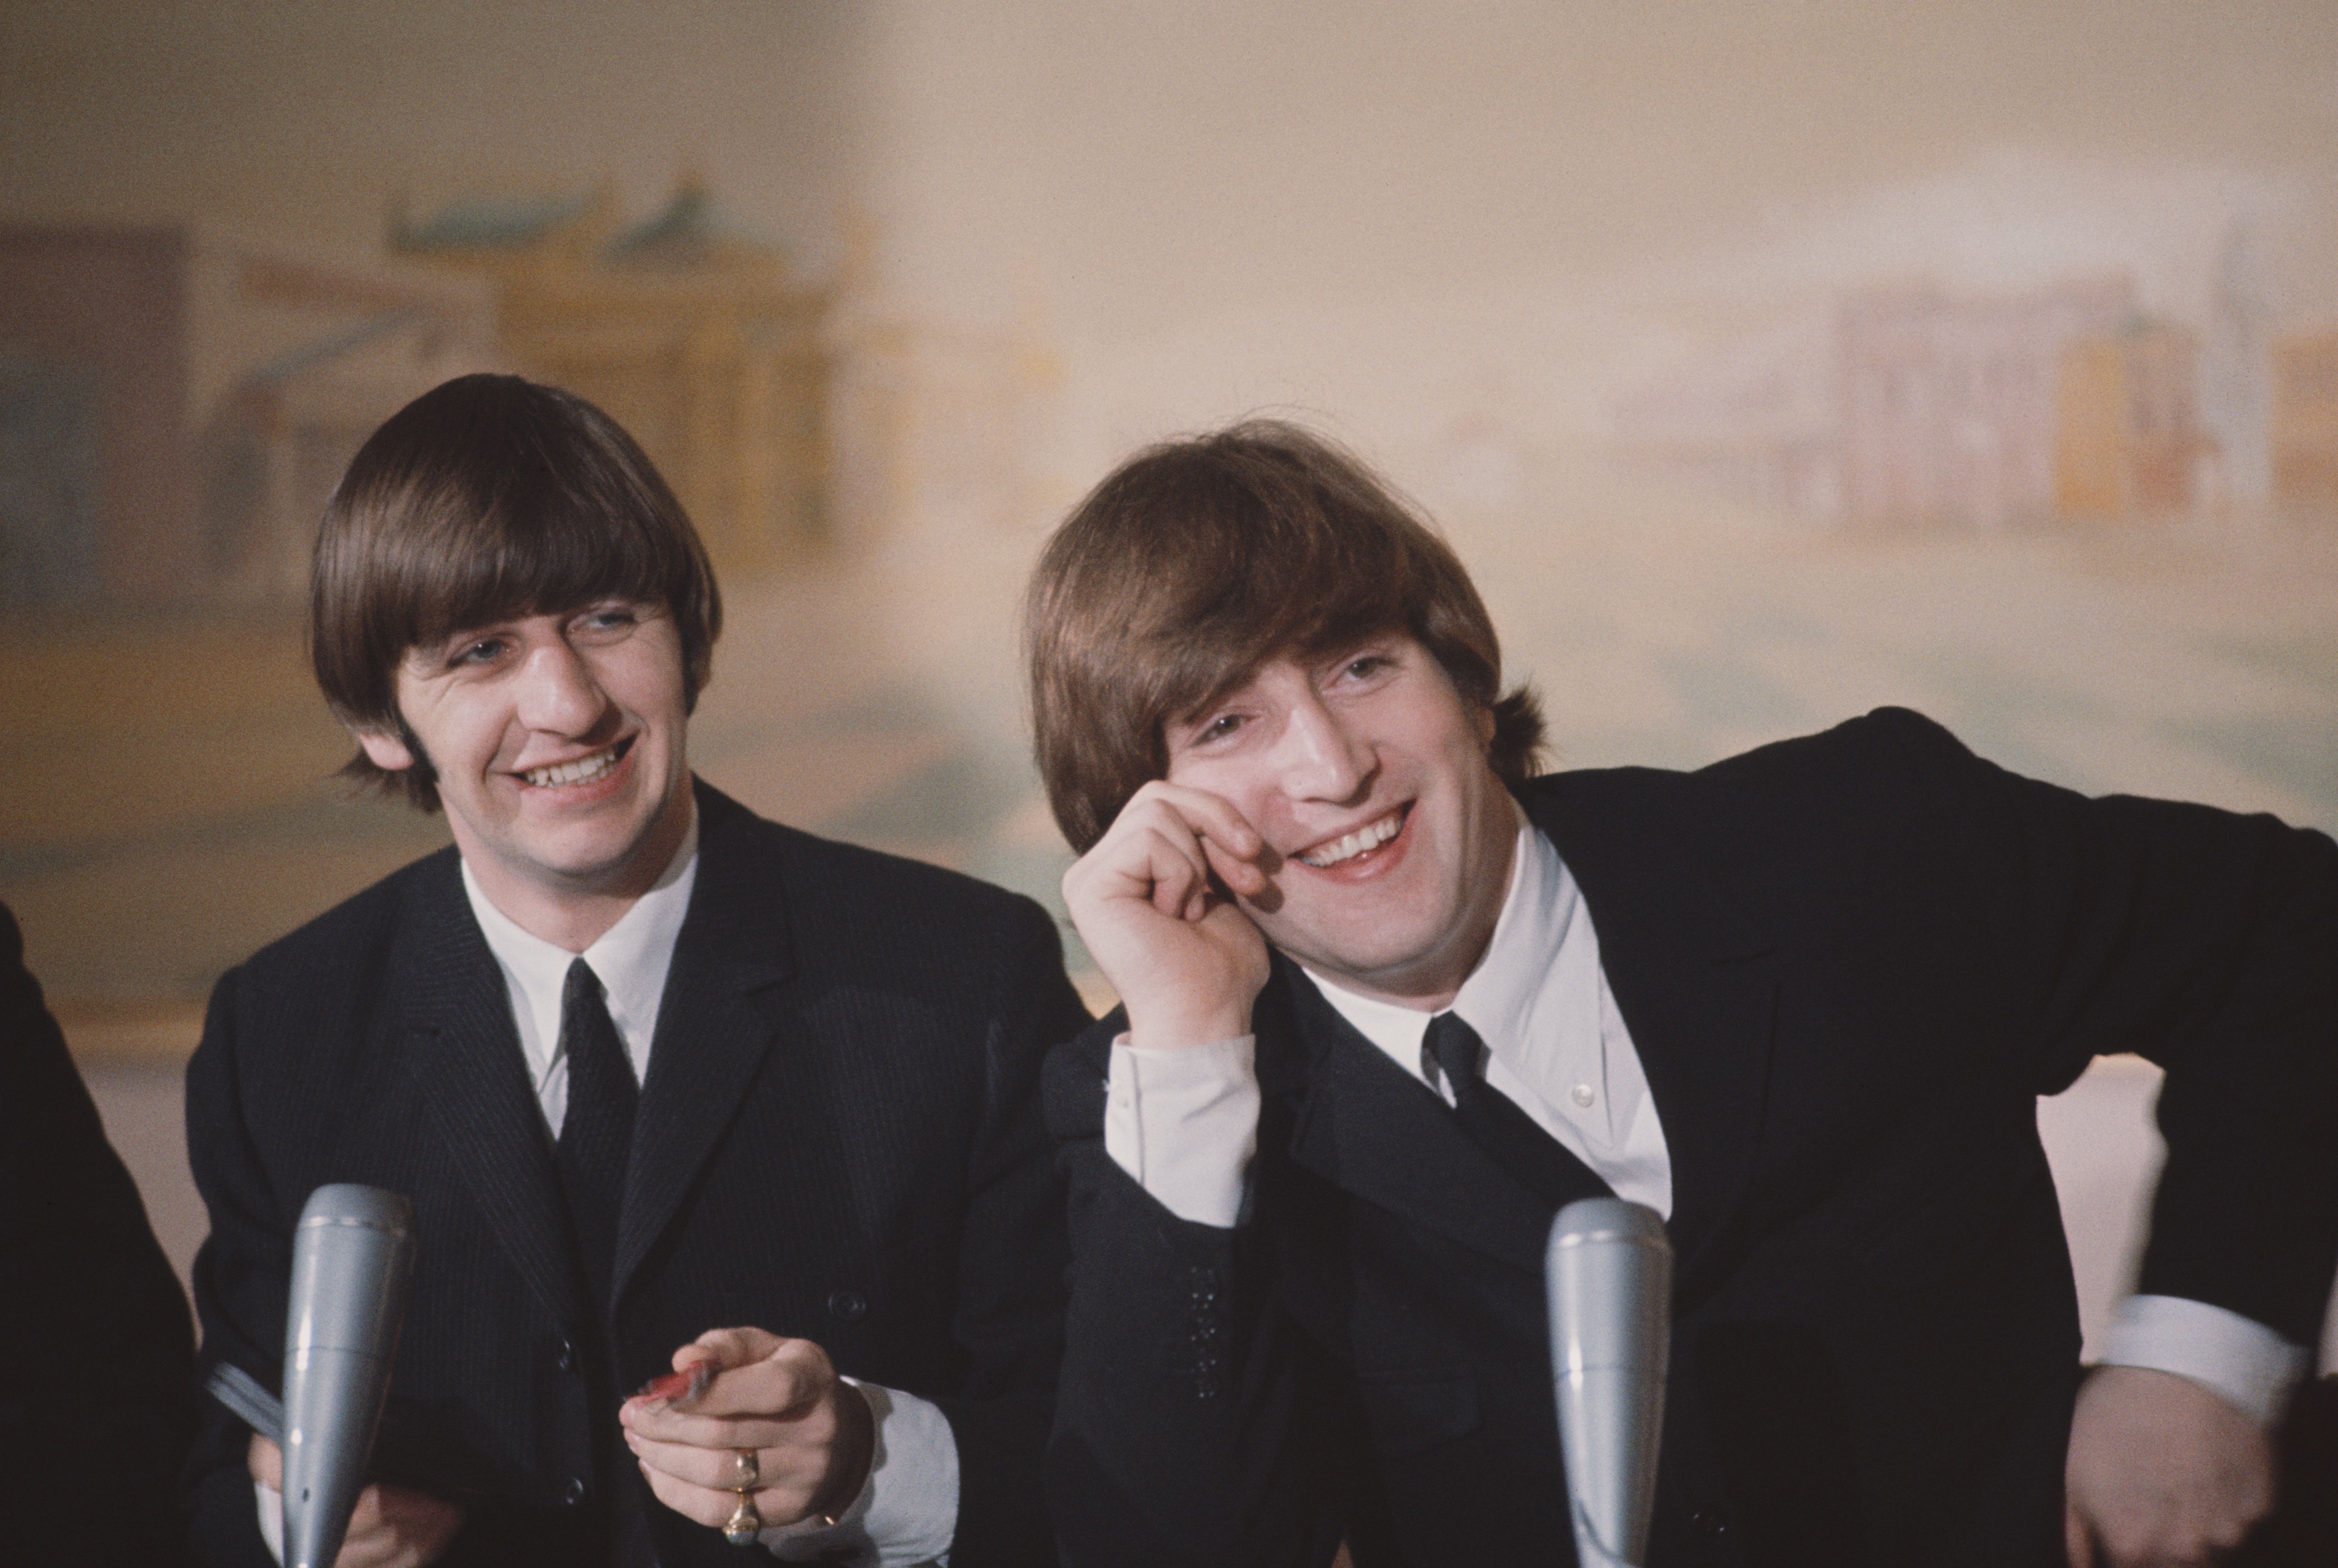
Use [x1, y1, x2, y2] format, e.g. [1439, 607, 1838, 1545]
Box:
[556, 957, 637, 1308]
[1423, 1010, 1611, 1210]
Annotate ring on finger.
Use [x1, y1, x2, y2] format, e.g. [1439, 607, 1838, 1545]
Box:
[726, 1448, 759, 1491]
[722, 1491, 762, 1546]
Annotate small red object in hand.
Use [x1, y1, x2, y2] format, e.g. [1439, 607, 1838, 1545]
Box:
[632, 1361, 716, 1406]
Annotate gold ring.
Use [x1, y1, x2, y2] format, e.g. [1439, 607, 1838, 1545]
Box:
[727, 1448, 759, 1490]
[722, 1491, 762, 1546]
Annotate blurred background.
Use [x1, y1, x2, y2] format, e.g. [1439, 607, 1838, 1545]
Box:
[4, 0, 2335, 1360]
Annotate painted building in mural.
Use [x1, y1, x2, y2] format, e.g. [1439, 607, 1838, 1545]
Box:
[0, 223, 496, 608]
[2271, 328, 2338, 515]
[390, 181, 832, 578]
[1835, 277, 2136, 528]
[1608, 312, 1840, 519]
[2054, 319, 2212, 520]
[1613, 274, 2234, 530]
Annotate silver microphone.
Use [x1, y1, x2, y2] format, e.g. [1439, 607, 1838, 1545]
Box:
[1546, 1197, 1670, 1568]
[282, 1184, 416, 1568]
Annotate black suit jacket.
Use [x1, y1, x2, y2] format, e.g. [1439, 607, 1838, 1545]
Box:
[0, 901, 198, 1567]
[187, 783, 1090, 1567]
[1044, 708, 2338, 1568]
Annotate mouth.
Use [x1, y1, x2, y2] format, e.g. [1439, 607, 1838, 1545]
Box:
[521, 737, 632, 790]
[1296, 805, 1408, 870]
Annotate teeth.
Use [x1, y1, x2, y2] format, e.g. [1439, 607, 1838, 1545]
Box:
[1299, 810, 1402, 869]
[524, 746, 619, 789]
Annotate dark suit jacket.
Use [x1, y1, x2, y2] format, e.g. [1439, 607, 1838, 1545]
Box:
[1044, 708, 2338, 1568]
[186, 783, 1090, 1567]
[0, 901, 198, 1567]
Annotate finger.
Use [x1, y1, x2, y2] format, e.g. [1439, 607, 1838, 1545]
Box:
[1141, 831, 1214, 922]
[247, 1433, 283, 1489]
[624, 1327, 783, 1420]
[1198, 833, 1272, 899]
[635, 1459, 742, 1531]
[1127, 782, 1266, 865]
[359, 1487, 465, 1568]
[635, 1460, 823, 1534]
[1095, 824, 1210, 920]
[2064, 1501, 2094, 1568]
[696, 1337, 830, 1420]
[624, 1344, 833, 1444]
[332, 1484, 401, 1568]
[682, 1325, 783, 1375]
[627, 1431, 767, 1493]
[622, 1404, 799, 1450]
[626, 1425, 835, 1493]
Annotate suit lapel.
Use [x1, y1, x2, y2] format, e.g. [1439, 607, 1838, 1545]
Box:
[1529, 779, 1777, 1296]
[1277, 963, 1554, 1274]
[613, 787, 793, 1306]
[396, 853, 588, 1336]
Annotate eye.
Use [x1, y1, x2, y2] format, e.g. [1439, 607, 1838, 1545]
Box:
[1335, 651, 1394, 685]
[446, 635, 508, 668]
[572, 603, 643, 639]
[1194, 711, 1246, 744]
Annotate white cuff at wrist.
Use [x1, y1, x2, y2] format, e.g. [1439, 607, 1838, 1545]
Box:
[2097, 1294, 2309, 1425]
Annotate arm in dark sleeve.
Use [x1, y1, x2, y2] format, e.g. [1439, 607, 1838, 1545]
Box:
[1872, 706, 2338, 1347]
[1043, 1011, 1344, 1568]
[0, 901, 197, 1567]
[181, 964, 291, 1568]
[926, 895, 1093, 1568]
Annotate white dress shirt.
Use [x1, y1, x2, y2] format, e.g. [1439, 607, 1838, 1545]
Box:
[1105, 816, 2307, 1425]
[257, 817, 960, 1566]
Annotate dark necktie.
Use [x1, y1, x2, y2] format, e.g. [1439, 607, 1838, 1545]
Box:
[555, 957, 637, 1309]
[1423, 1010, 1611, 1211]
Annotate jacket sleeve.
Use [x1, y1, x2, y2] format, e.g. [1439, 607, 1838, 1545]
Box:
[1043, 1008, 1346, 1568]
[181, 962, 295, 1568]
[924, 895, 1094, 1568]
[0, 902, 198, 1568]
[1868, 706, 2338, 1348]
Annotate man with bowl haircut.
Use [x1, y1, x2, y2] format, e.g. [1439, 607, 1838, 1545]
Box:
[185, 374, 1087, 1568]
[1029, 421, 2338, 1567]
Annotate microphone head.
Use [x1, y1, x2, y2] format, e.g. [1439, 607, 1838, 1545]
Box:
[283, 1184, 415, 1568]
[1546, 1198, 1670, 1568]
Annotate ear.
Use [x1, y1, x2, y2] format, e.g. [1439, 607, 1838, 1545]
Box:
[1474, 700, 1498, 749]
[353, 726, 417, 772]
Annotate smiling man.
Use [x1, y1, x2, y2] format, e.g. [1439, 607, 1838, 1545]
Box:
[1026, 422, 2338, 1568]
[184, 375, 1087, 1568]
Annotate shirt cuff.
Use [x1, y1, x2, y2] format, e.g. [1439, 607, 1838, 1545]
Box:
[254, 1480, 283, 1563]
[2097, 1294, 2310, 1426]
[1103, 1032, 1259, 1228]
[758, 1380, 957, 1565]
[1099, 1037, 1262, 1234]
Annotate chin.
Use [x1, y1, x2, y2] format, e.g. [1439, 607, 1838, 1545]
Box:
[1282, 923, 1447, 988]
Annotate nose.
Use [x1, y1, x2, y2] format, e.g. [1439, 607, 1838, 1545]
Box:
[1274, 692, 1373, 804]
[511, 635, 609, 737]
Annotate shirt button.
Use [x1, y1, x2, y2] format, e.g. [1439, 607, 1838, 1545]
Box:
[1571, 1082, 1596, 1108]
[827, 1289, 867, 1320]
[563, 1477, 587, 1507]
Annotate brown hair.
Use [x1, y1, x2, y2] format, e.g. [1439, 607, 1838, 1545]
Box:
[311, 373, 722, 810]
[1025, 419, 1544, 852]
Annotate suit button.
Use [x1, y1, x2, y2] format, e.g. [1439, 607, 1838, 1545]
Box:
[556, 1338, 579, 1374]
[563, 1477, 587, 1507]
[827, 1289, 867, 1321]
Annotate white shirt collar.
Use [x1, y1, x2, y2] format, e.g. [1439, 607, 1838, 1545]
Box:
[461, 813, 700, 1097]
